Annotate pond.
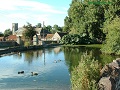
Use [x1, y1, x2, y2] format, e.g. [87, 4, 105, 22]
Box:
[0, 46, 119, 90]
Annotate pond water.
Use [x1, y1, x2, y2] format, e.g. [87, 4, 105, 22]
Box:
[0, 46, 119, 90]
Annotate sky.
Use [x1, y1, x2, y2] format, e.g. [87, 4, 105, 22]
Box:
[0, 0, 71, 33]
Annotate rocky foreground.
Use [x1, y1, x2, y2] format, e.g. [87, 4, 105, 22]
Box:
[98, 58, 120, 90]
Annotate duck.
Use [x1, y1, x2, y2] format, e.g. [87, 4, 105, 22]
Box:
[18, 71, 24, 74]
[53, 60, 57, 63]
[57, 59, 62, 62]
[31, 72, 38, 76]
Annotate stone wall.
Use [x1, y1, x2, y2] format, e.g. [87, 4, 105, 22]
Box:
[0, 41, 18, 47]
[0, 44, 61, 55]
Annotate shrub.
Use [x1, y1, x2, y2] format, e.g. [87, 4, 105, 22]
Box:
[101, 17, 120, 55]
[24, 41, 30, 47]
[71, 53, 100, 90]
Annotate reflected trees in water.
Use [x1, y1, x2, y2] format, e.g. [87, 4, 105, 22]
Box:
[62, 46, 119, 73]
[24, 50, 43, 64]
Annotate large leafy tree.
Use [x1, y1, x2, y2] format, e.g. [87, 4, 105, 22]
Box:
[103, 0, 120, 33]
[4, 29, 12, 37]
[63, 16, 72, 33]
[23, 22, 36, 41]
[101, 17, 120, 55]
[67, 0, 85, 34]
[64, 0, 106, 43]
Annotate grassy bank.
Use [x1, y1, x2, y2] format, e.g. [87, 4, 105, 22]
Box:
[62, 44, 102, 48]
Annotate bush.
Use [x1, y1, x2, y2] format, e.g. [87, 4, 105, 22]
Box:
[60, 34, 92, 45]
[71, 53, 100, 90]
[24, 41, 30, 47]
[101, 17, 120, 55]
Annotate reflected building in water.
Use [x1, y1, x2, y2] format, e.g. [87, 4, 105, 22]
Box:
[53, 47, 61, 54]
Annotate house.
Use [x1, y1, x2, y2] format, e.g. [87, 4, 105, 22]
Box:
[7, 35, 17, 41]
[45, 34, 54, 40]
[15, 27, 26, 36]
[15, 27, 50, 40]
[52, 32, 67, 41]
[39, 28, 50, 40]
[0, 37, 5, 41]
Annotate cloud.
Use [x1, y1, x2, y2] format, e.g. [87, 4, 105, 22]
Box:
[6, 13, 28, 20]
[0, 0, 66, 14]
[0, 0, 69, 32]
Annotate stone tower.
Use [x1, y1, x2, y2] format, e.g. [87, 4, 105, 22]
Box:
[12, 23, 18, 35]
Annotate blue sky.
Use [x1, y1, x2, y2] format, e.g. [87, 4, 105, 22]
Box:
[0, 0, 71, 33]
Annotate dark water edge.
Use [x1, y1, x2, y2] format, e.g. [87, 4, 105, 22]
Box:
[0, 44, 61, 55]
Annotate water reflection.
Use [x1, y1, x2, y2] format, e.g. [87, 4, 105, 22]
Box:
[0, 46, 119, 89]
[62, 46, 119, 72]
[0, 47, 70, 89]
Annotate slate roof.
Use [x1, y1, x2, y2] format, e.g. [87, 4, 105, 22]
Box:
[57, 32, 67, 38]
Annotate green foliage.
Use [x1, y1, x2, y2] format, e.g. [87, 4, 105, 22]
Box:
[101, 17, 120, 55]
[42, 24, 63, 34]
[0, 32, 4, 37]
[64, 0, 106, 43]
[4, 29, 12, 37]
[61, 34, 92, 45]
[23, 22, 36, 40]
[51, 24, 63, 34]
[103, 0, 120, 33]
[36, 23, 42, 28]
[24, 41, 30, 47]
[71, 52, 100, 90]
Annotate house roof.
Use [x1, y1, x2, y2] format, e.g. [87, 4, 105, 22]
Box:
[57, 32, 67, 38]
[45, 34, 54, 39]
[7, 35, 17, 41]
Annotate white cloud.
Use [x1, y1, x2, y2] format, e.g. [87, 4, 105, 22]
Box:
[31, 14, 49, 22]
[0, 0, 66, 14]
[6, 13, 28, 20]
[0, 0, 69, 32]
[0, 22, 12, 32]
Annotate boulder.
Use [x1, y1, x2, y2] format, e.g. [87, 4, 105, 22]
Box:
[98, 58, 120, 90]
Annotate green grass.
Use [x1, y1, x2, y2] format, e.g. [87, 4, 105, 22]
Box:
[62, 44, 102, 48]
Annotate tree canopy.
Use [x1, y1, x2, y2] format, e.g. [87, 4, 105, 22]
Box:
[23, 22, 36, 40]
[62, 0, 120, 54]
[4, 29, 12, 37]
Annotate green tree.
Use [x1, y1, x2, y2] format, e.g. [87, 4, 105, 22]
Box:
[67, 0, 85, 34]
[36, 23, 42, 28]
[51, 24, 63, 34]
[101, 17, 120, 55]
[23, 22, 36, 42]
[4, 29, 12, 37]
[63, 16, 72, 33]
[103, 0, 120, 33]
[64, 0, 106, 43]
[46, 25, 52, 32]
[0, 32, 4, 37]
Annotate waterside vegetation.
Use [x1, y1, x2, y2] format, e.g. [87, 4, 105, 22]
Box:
[62, 0, 120, 55]
[71, 53, 100, 90]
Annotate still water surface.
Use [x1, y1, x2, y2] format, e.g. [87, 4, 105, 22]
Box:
[0, 46, 119, 90]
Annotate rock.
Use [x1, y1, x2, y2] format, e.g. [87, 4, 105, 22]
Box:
[98, 77, 116, 90]
[98, 58, 120, 90]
